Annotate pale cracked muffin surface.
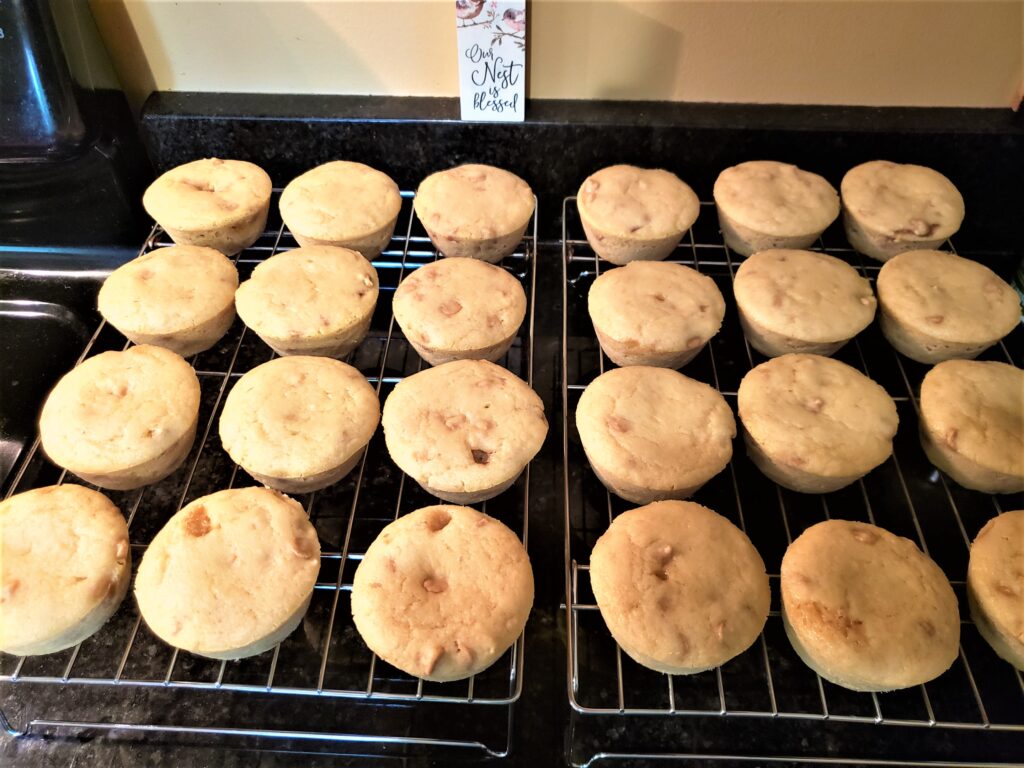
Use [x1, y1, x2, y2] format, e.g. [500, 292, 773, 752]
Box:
[575, 367, 736, 503]
[39, 344, 200, 489]
[351, 504, 533, 681]
[840, 161, 964, 261]
[142, 158, 272, 253]
[98, 245, 239, 357]
[738, 354, 897, 491]
[134, 488, 320, 659]
[781, 519, 960, 691]
[919, 360, 1024, 493]
[414, 164, 534, 262]
[713, 161, 839, 247]
[968, 510, 1024, 669]
[393, 257, 526, 364]
[381, 360, 547, 503]
[235, 245, 379, 357]
[219, 356, 379, 491]
[578, 165, 699, 240]
[279, 161, 401, 257]
[733, 249, 875, 356]
[877, 249, 1019, 362]
[1, 485, 130, 656]
[589, 500, 770, 675]
[587, 261, 725, 368]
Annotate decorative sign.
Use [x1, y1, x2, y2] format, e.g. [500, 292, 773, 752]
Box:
[455, 0, 526, 122]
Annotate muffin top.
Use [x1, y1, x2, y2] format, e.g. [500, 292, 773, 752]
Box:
[39, 345, 200, 474]
[219, 356, 380, 480]
[134, 488, 320, 656]
[713, 161, 839, 237]
[577, 165, 700, 240]
[414, 164, 534, 240]
[968, 510, 1024, 657]
[351, 504, 533, 681]
[877, 250, 1019, 344]
[382, 359, 547, 496]
[738, 354, 898, 479]
[588, 261, 726, 353]
[99, 245, 239, 336]
[1, 485, 129, 654]
[393, 258, 526, 354]
[279, 161, 402, 241]
[576, 367, 735, 494]
[841, 161, 964, 242]
[143, 158, 272, 231]
[734, 249, 876, 344]
[589, 500, 770, 674]
[781, 519, 960, 691]
[235, 246, 379, 341]
[919, 360, 1024, 479]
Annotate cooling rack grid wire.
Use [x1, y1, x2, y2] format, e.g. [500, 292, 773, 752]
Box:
[561, 196, 1024, 765]
[0, 190, 539, 758]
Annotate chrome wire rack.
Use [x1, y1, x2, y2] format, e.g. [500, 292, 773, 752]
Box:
[561, 197, 1024, 766]
[0, 191, 538, 758]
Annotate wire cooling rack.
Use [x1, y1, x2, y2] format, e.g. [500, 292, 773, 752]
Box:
[561, 197, 1024, 766]
[0, 190, 538, 758]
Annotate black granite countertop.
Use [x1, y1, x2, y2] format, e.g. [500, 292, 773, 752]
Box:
[3, 96, 1023, 767]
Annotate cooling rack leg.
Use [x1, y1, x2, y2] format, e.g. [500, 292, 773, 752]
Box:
[0, 707, 26, 738]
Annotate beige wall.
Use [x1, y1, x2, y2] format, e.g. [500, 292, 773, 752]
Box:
[90, 1, 1024, 114]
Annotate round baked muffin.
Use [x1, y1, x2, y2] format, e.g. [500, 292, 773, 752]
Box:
[919, 360, 1024, 493]
[235, 245, 379, 357]
[1, 485, 130, 656]
[219, 356, 380, 493]
[781, 519, 960, 692]
[968, 510, 1024, 669]
[135, 488, 320, 660]
[143, 158, 272, 255]
[39, 345, 201, 490]
[577, 165, 700, 265]
[393, 257, 527, 365]
[590, 500, 770, 675]
[876, 249, 1019, 364]
[713, 161, 840, 256]
[737, 354, 898, 493]
[840, 161, 965, 262]
[381, 359, 547, 503]
[414, 164, 534, 263]
[733, 249, 876, 358]
[587, 261, 726, 368]
[351, 504, 533, 681]
[98, 245, 239, 357]
[279, 161, 402, 260]
[576, 367, 735, 504]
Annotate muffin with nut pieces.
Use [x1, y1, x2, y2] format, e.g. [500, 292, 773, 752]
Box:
[351, 504, 533, 681]
[840, 161, 964, 262]
[590, 500, 770, 675]
[577, 165, 699, 264]
[738, 354, 898, 493]
[39, 345, 201, 490]
[587, 261, 725, 368]
[1, 485, 130, 656]
[393, 257, 526, 365]
[235, 245, 379, 358]
[414, 164, 534, 263]
[98, 245, 239, 357]
[143, 158, 272, 255]
[280, 160, 402, 260]
[713, 161, 839, 256]
[781, 519, 959, 691]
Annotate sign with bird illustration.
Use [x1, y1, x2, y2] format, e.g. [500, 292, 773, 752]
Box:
[456, 0, 526, 121]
